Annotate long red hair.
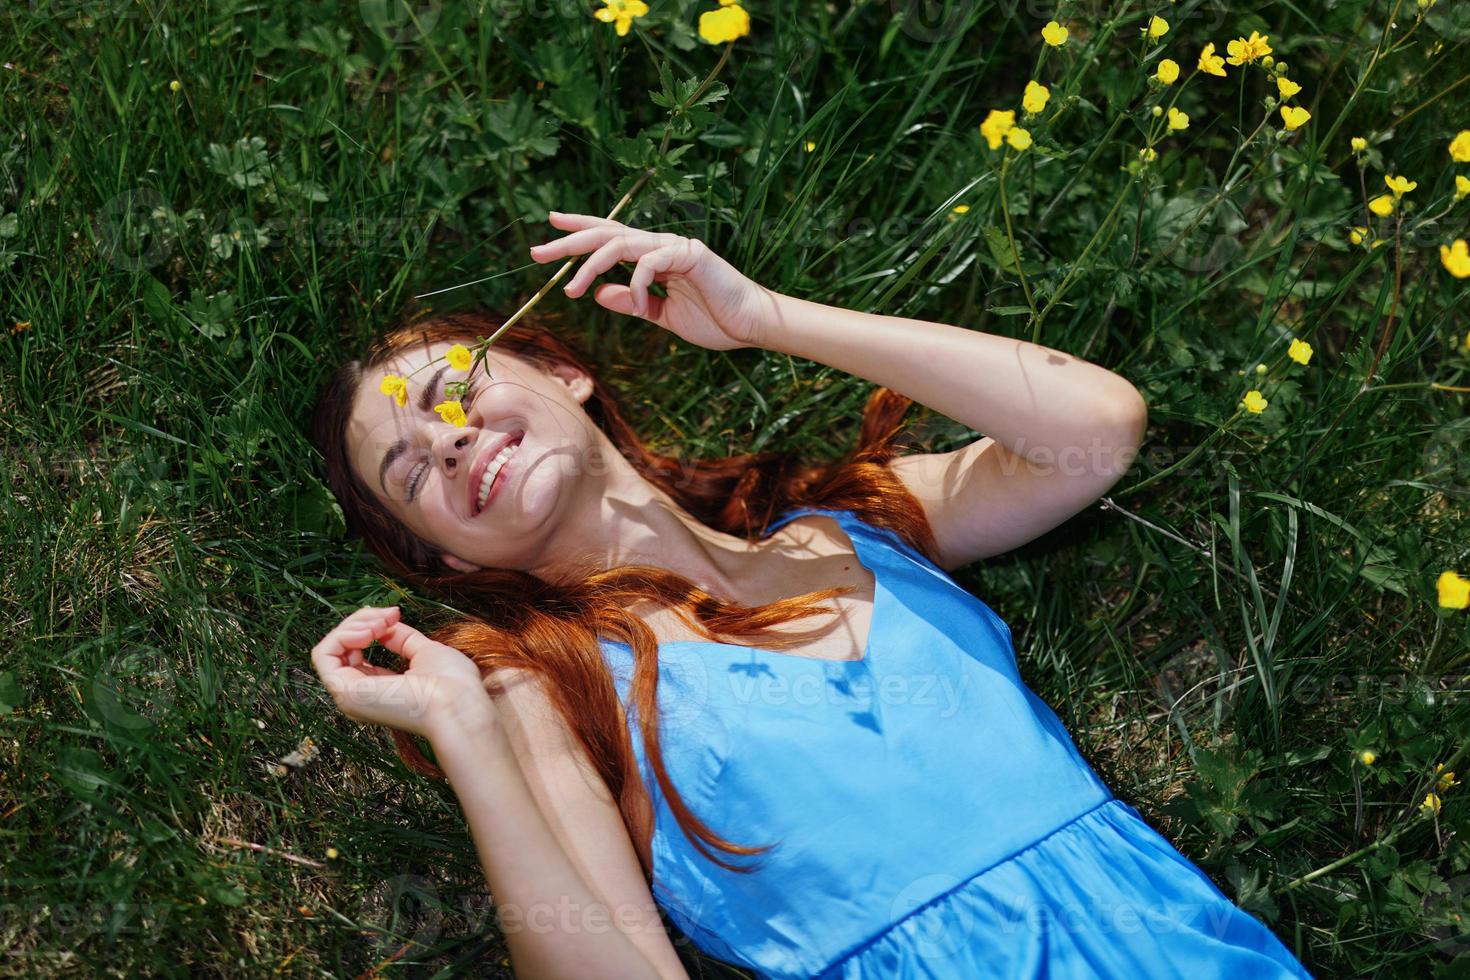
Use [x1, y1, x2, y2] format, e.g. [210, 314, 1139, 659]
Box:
[310, 308, 940, 877]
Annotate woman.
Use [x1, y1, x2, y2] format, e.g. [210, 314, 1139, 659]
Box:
[308, 212, 1314, 978]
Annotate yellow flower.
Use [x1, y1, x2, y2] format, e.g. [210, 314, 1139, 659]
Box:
[1457, 175, 1470, 199]
[1167, 107, 1189, 131]
[1156, 59, 1180, 84]
[1022, 80, 1051, 116]
[1351, 136, 1368, 153]
[1441, 570, 1470, 608]
[1198, 43, 1227, 77]
[1349, 226, 1368, 245]
[804, 140, 816, 152]
[1241, 390, 1268, 413]
[593, 0, 649, 37]
[1146, 15, 1169, 39]
[168, 80, 182, 93]
[1436, 764, 1460, 791]
[1139, 147, 1158, 162]
[698, 1, 750, 43]
[1384, 174, 1417, 197]
[1006, 127, 1033, 151]
[1279, 105, 1311, 131]
[1421, 792, 1443, 817]
[951, 204, 970, 214]
[1451, 131, 1470, 163]
[325, 847, 340, 860]
[445, 343, 473, 372]
[1368, 194, 1394, 217]
[1288, 338, 1312, 365]
[1042, 20, 1069, 46]
[1276, 76, 1301, 99]
[1226, 31, 1272, 65]
[434, 400, 468, 427]
[980, 109, 1016, 150]
[1443, 241, 1470, 278]
[1358, 749, 1377, 766]
[379, 374, 408, 408]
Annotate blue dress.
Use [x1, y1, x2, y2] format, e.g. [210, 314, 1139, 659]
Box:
[598, 506, 1314, 979]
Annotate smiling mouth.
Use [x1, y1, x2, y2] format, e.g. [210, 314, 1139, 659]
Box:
[472, 434, 524, 516]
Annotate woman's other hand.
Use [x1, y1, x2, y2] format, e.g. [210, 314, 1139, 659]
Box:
[529, 212, 774, 352]
[310, 606, 494, 741]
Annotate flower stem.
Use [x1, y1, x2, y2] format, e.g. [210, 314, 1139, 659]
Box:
[466, 43, 736, 370]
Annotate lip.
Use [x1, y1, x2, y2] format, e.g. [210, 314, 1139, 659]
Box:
[466, 430, 525, 518]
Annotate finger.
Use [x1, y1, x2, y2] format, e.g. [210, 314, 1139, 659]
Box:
[564, 232, 679, 297]
[563, 236, 639, 298]
[341, 605, 400, 630]
[375, 620, 441, 662]
[529, 226, 620, 264]
[593, 283, 667, 324]
[549, 211, 621, 232]
[310, 619, 384, 675]
[627, 244, 683, 316]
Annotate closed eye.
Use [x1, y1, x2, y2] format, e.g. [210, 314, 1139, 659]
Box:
[405, 459, 429, 501]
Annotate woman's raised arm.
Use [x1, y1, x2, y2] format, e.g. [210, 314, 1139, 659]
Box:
[311, 608, 688, 979]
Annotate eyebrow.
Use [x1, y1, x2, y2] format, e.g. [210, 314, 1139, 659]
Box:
[378, 438, 408, 494]
[377, 364, 450, 493]
[417, 364, 449, 412]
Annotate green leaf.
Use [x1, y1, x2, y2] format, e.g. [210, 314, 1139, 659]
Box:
[0, 671, 21, 715]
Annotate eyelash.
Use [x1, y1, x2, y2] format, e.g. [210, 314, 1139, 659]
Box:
[406, 460, 428, 500]
[405, 378, 479, 502]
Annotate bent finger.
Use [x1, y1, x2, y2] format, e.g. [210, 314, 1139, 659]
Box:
[375, 620, 444, 662]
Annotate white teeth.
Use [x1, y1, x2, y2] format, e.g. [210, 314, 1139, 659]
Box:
[475, 440, 519, 512]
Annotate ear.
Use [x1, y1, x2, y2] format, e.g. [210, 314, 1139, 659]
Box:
[441, 552, 482, 574]
[542, 358, 595, 405]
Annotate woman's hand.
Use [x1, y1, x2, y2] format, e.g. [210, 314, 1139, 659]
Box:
[309, 606, 495, 742]
[529, 212, 775, 352]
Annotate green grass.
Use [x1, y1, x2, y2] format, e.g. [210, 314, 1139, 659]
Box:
[2, 0, 1469, 975]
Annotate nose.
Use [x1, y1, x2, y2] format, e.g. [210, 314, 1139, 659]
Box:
[431, 426, 476, 478]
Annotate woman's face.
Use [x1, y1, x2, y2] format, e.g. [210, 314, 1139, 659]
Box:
[346, 339, 601, 573]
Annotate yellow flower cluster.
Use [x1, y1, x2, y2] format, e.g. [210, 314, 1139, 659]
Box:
[1041, 21, 1068, 46]
[1022, 80, 1050, 116]
[435, 400, 468, 427]
[1445, 240, 1470, 278]
[379, 374, 408, 408]
[1440, 570, 1470, 609]
[699, 0, 750, 43]
[1453, 131, 1470, 163]
[1423, 761, 1462, 818]
[1226, 31, 1271, 65]
[980, 108, 1032, 152]
[593, 0, 648, 36]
